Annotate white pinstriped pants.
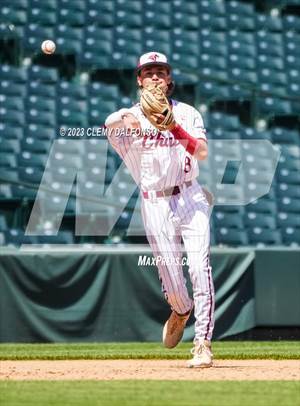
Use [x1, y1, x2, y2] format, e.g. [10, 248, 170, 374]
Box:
[141, 180, 215, 342]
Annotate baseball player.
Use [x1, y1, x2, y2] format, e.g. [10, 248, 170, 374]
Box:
[105, 52, 215, 368]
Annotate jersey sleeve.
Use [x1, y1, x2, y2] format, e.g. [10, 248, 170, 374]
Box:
[190, 108, 207, 141]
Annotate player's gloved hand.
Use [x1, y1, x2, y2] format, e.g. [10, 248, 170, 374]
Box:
[140, 84, 175, 131]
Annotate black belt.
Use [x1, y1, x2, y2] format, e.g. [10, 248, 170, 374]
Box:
[143, 181, 193, 199]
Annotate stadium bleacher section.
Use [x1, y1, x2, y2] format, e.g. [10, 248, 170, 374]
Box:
[0, 0, 299, 246]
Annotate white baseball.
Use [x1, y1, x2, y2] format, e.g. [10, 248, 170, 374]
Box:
[41, 40, 56, 55]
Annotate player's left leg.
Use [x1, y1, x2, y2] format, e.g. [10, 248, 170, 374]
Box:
[178, 181, 215, 367]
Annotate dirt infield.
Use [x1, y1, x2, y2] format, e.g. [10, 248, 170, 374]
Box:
[0, 360, 299, 381]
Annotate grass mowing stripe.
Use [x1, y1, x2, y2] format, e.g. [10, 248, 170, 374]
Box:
[0, 342, 299, 360]
[0, 381, 298, 406]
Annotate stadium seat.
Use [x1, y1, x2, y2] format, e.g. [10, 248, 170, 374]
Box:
[244, 212, 277, 229]
[29, 66, 58, 83]
[0, 125, 23, 140]
[199, 14, 227, 30]
[281, 227, 300, 245]
[0, 81, 26, 97]
[246, 198, 277, 214]
[271, 128, 300, 144]
[26, 110, 56, 127]
[18, 166, 44, 184]
[28, 8, 56, 25]
[57, 9, 85, 26]
[278, 197, 300, 213]
[0, 8, 27, 25]
[26, 125, 55, 140]
[276, 183, 300, 199]
[199, 0, 226, 15]
[213, 211, 244, 229]
[27, 96, 56, 113]
[21, 138, 51, 153]
[0, 94, 24, 111]
[24, 25, 55, 51]
[0, 138, 20, 153]
[0, 152, 17, 167]
[58, 81, 87, 99]
[248, 227, 282, 245]
[115, 10, 143, 27]
[28, 82, 56, 98]
[0, 65, 27, 82]
[227, 14, 255, 30]
[256, 13, 283, 31]
[215, 227, 248, 246]
[18, 152, 48, 169]
[277, 212, 300, 228]
[256, 97, 292, 116]
[0, 168, 19, 182]
[277, 169, 300, 184]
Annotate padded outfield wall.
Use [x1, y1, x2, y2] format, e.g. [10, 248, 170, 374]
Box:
[0, 247, 299, 342]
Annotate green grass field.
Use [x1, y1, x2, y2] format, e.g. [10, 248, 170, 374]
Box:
[1, 342, 299, 406]
[0, 341, 299, 360]
[0, 381, 299, 406]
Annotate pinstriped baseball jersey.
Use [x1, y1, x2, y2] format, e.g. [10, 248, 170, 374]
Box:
[108, 100, 207, 191]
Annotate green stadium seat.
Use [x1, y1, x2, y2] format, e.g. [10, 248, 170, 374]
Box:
[272, 128, 300, 144]
[276, 184, 300, 199]
[228, 41, 256, 58]
[18, 151, 48, 168]
[0, 82, 26, 97]
[58, 109, 86, 127]
[60, 0, 85, 11]
[3, 0, 28, 8]
[200, 14, 227, 30]
[56, 25, 83, 42]
[257, 55, 284, 71]
[27, 96, 56, 113]
[27, 110, 56, 126]
[110, 53, 137, 69]
[246, 198, 277, 214]
[0, 138, 20, 153]
[144, 42, 171, 57]
[244, 212, 277, 229]
[58, 81, 87, 99]
[28, 8, 56, 25]
[28, 82, 56, 98]
[0, 8, 27, 25]
[89, 82, 119, 100]
[226, 0, 255, 16]
[277, 169, 300, 184]
[26, 124, 55, 140]
[87, 0, 113, 13]
[198, 82, 230, 101]
[49, 152, 82, 169]
[199, 0, 225, 14]
[115, 11, 143, 28]
[210, 112, 240, 131]
[144, 12, 171, 28]
[21, 138, 51, 154]
[85, 26, 113, 43]
[18, 166, 44, 184]
[56, 37, 82, 54]
[0, 214, 8, 230]
[215, 228, 248, 246]
[0, 168, 19, 183]
[256, 14, 283, 31]
[248, 228, 282, 245]
[228, 54, 255, 70]
[281, 227, 300, 246]
[80, 53, 111, 69]
[0, 65, 27, 82]
[277, 212, 300, 228]
[29, 66, 58, 83]
[58, 97, 87, 114]
[227, 14, 255, 30]
[115, 39, 142, 56]
[278, 197, 300, 213]
[57, 9, 85, 26]
[0, 95, 24, 111]
[173, 1, 197, 14]
[230, 68, 257, 85]
[30, 0, 56, 9]
[199, 54, 226, 70]
[0, 124, 23, 140]
[213, 211, 244, 229]
[173, 41, 199, 57]
[86, 9, 114, 26]
[257, 97, 292, 116]
[283, 15, 300, 31]
[0, 152, 17, 167]
[0, 108, 25, 126]
[173, 13, 198, 30]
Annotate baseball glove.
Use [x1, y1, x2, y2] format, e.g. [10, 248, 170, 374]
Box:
[140, 84, 175, 131]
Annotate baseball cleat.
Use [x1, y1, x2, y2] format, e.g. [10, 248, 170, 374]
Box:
[162, 308, 192, 349]
[187, 340, 213, 368]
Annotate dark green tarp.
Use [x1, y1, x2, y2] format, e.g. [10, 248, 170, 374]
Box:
[0, 247, 299, 343]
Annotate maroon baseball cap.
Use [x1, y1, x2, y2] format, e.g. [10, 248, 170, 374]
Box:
[136, 52, 171, 74]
